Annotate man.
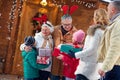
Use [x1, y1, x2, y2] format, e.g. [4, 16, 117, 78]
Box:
[51, 14, 77, 80]
[98, 0, 120, 80]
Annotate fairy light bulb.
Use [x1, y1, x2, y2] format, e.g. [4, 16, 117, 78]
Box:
[40, 0, 47, 7]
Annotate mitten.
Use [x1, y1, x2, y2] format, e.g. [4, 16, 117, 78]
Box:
[68, 50, 75, 58]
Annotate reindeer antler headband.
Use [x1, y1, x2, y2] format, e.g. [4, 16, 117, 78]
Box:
[62, 5, 79, 15]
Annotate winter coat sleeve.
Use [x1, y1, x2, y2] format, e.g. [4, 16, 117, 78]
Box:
[52, 26, 62, 47]
[75, 30, 101, 59]
[101, 22, 120, 72]
[20, 43, 25, 51]
[26, 50, 50, 69]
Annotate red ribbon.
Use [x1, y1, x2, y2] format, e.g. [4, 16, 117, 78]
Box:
[33, 14, 47, 24]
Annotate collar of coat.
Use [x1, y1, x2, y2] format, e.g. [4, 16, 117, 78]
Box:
[35, 32, 53, 39]
[109, 13, 120, 26]
[57, 25, 77, 35]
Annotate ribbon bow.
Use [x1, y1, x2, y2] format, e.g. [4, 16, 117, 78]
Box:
[32, 14, 48, 24]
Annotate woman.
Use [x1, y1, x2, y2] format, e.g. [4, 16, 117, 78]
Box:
[69, 8, 109, 80]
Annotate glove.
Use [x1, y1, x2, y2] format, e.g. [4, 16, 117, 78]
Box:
[68, 50, 75, 58]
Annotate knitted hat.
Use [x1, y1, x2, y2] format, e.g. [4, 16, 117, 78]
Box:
[41, 21, 54, 33]
[24, 36, 35, 46]
[73, 30, 85, 43]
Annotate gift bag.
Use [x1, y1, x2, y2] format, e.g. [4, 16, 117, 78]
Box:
[37, 48, 51, 64]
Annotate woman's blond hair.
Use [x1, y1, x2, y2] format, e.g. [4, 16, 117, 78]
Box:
[87, 8, 109, 36]
[94, 8, 109, 26]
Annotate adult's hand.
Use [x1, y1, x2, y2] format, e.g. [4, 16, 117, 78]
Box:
[98, 69, 105, 77]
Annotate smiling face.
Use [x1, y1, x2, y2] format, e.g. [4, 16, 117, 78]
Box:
[41, 26, 51, 36]
[61, 18, 72, 31]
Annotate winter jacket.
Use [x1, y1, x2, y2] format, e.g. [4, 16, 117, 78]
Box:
[21, 48, 49, 78]
[51, 25, 77, 76]
[75, 28, 104, 80]
[98, 15, 120, 72]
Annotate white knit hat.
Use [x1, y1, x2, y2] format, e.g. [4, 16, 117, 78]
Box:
[41, 21, 54, 33]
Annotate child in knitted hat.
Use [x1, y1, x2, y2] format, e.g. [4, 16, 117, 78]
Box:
[21, 36, 50, 80]
[73, 30, 85, 44]
[52, 29, 85, 80]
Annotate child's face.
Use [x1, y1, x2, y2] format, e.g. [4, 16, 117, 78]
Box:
[25, 46, 32, 52]
[72, 37, 76, 43]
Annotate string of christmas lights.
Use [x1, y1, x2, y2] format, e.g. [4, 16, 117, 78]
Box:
[7, 0, 17, 32]
[71, 0, 96, 8]
[18, 0, 23, 16]
[52, 0, 97, 9]
[7, 0, 23, 32]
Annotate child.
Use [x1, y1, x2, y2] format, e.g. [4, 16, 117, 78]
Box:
[52, 30, 85, 80]
[21, 36, 50, 80]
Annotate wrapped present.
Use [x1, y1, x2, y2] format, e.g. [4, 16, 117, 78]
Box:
[52, 48, 70, 58]
[37, 56, 50, 64]
[37, 48, 51, 64]
[60, 44, 82, 54]
[38, 48, 51, 56]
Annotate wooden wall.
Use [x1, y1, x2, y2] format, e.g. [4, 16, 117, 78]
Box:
[0, 0, 13, 73]
[0, 0, 107, 75]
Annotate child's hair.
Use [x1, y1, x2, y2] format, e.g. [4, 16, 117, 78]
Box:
[24, 36, 35, 46]
[73, 30, 85, 44]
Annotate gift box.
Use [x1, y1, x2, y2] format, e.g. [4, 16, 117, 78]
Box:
[52, 47, 70, 57]
[60, 44, 82, 54]
[37, 56, 50, 64]
[37, 48, 51, 64]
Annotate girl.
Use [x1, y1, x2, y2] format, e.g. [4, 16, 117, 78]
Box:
[53, 30, 85, 80]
